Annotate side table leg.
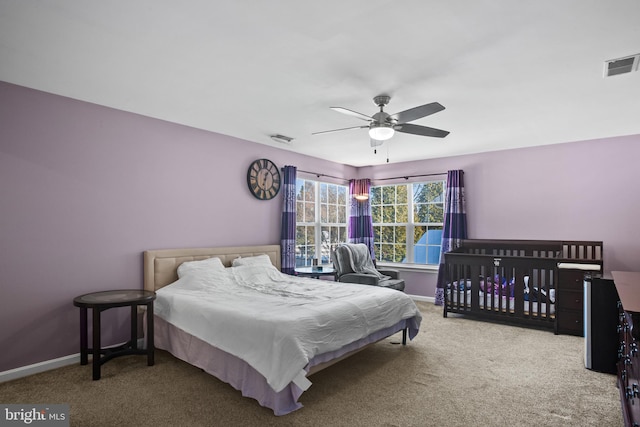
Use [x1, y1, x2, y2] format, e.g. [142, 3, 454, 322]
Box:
[79, 307, 88, 365]
[130, 305, 138, 350]
[147, 302, 154, 366]
[92, 308, 101, 380]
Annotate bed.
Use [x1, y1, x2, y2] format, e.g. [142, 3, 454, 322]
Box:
[143, 245, 422, 415]
[443, 239, 603, 331]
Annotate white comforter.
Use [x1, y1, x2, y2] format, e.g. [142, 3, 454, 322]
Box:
[154, 263, 421, 393]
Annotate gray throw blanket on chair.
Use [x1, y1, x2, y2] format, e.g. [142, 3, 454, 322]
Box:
[343, 244, 389, 281]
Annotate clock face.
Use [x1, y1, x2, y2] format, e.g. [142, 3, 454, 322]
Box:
[247, 158, 281, 200]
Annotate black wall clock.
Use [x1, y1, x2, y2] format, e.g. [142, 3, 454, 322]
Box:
[247, 158, 281, 200]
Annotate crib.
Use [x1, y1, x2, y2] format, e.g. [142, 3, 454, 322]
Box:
[443, 239, 603, 332]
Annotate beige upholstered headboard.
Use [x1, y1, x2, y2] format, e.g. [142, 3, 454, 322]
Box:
[143, 245, 281, 292]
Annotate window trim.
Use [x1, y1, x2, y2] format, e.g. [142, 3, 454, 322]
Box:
[376, 261, 440, 272]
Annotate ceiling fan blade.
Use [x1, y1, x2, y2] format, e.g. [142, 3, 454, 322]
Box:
[312, 125, 368, 136]
[390, 102, 445, 124]
[330, 107, 373, 122]
[395, 123, 449, 138]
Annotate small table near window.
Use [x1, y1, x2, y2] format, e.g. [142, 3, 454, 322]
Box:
[73, 289, 156, 380]
[295, 266, 336, 280]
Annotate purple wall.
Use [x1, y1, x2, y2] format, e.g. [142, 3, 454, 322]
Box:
[0, 81, 354, 372]
[360, 134, 640, 295]
[2, 80, 640, 372]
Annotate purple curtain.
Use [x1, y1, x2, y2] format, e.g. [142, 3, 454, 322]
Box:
[435, 170, 468, 305]
[348, 179, 375, 260]
[280, 166, 297, 275]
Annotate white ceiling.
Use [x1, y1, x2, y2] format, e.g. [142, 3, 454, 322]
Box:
[1, 1, 639, 167]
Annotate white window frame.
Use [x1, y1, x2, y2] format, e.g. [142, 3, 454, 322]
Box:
[295, 178, 349, 267]
[371, 180, 445, 268]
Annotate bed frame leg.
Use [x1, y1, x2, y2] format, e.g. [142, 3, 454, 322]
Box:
[402, 328, 407, 345]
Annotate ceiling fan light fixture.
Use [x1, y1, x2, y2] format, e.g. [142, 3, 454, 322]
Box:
[368, 125, 395, 141]
[352, 179, 370, 201]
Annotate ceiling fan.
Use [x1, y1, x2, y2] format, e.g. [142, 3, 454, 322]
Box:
[312, 95, 449, 149]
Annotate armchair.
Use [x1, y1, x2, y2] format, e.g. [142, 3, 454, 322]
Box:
[331, 243, 405, 291]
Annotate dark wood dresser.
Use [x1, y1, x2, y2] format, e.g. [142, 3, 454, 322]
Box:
[613, 270, 640, 427]
[556, 263, 603, 336]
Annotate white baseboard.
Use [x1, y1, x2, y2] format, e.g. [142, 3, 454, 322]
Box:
[409, 294, 435, 303]
[0, 354, 80, 383]
[0, 339, 147, 383]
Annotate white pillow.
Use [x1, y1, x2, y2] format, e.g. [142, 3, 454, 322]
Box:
[231, 254, 273, 268]
[177, 257, 226, 278]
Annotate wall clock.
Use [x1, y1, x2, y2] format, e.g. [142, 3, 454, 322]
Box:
[247, 158, 281, 200]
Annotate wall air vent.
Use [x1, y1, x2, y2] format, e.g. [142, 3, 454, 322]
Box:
[604, 54, 640, 77]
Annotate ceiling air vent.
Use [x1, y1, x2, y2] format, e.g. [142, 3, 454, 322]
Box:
[270, 134, 294, 144]
[604, 54, 640, 77]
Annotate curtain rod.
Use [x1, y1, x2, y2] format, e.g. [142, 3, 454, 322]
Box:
[285, 169, 447, 183]
[375, 172, 447, 181]
[293, 169, 350, 183]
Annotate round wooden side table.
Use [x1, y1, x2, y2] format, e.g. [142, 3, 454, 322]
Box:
[73, 289, 156, 380]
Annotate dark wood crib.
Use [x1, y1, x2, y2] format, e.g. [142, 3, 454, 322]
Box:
[443, 239, 603, 334]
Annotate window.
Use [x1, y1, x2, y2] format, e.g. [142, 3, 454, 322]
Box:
[295, 179, 348, 267]
[370, 181, 445, 265]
